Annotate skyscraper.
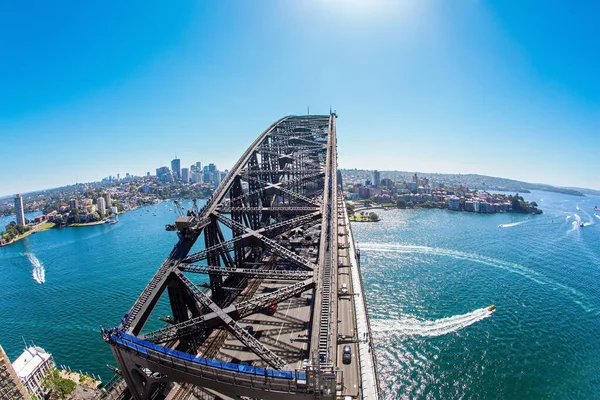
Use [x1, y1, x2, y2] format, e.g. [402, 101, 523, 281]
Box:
[373, 170, 381, 187]
[14, 194, 25, 226]
[171, 158, 181, 180]
[97, 197, 106, 215]
[103, 193, 112, 208]
[190, 171, 203, 184]
[181, 167, 189, 183]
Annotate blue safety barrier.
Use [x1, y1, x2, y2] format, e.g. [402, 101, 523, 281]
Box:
[111, 331, 303, 380]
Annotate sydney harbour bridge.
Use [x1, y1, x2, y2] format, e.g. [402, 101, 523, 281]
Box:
[102, 114, 380, 400]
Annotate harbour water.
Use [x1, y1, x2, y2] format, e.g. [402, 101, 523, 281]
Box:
[0, 202, 205, 381]
[1, 192, 599, 398]
[353, 191, 600, 398]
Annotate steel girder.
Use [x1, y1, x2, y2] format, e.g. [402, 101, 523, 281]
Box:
[143, 277, 315, 345]
[107, 115, 336, 400]
[175, 271, 287, 369]
[180, 265, 313, 280]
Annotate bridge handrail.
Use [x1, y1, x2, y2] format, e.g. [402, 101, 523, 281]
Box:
[108, 332, 309, 388]
[346, 212, 382, 397]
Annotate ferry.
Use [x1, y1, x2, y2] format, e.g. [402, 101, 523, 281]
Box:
[488, 305, 496, 311]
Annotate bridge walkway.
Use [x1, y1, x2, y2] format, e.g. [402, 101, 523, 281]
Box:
[343, 198, 381, 400]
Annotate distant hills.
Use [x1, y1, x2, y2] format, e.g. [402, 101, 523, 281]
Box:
[340, 169, 600, 197]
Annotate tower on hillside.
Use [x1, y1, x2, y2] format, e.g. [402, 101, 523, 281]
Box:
[14, 194, 25, 226]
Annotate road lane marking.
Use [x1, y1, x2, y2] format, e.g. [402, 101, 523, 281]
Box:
[276, 299, 293, 344]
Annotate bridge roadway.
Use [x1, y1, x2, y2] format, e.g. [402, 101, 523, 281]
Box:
[103, 114, 379, 400]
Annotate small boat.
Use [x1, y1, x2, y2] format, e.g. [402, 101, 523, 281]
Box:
[580, 222, 584, 227]
[488, 305, 496, 311]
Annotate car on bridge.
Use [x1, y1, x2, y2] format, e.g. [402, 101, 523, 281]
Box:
[265, 302, 277, 315]
[340, 283, 348, 295]
[342, 345, 352, 364]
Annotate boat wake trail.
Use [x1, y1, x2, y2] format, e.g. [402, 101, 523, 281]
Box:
[360, 243, 545, 284]
[595, 214, 600, 220]
[579, 209, 595, 226]
[570, 214, 583, 231]
[498, 219, 531, 228]
[371, 307, 495, 338]
[359, 243, 594, 313]
[27, 253, 45, 284]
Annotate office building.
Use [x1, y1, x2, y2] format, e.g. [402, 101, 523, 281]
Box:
[190, 171, 202, 184]
[181, 167, 189, 183]
[156, 166, 170, 181]
[171, 158, 181, 180]
[103, 193, 112, 208]
[12, 346, 55, 400]
[0, 345, 29, 400]
[447, 196, 461, 211]
[69, 199, 78, 210]
[97, 197, 106, 214]
[373, 170, 381, 187]
[358, 187, 370, 199]
[381, 178, 393, 189]
[14, 195, 25, 226]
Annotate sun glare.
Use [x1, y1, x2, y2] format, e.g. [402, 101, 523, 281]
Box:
[315, 0, 422, 21]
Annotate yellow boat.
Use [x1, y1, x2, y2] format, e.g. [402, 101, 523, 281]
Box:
[488, 305, 496, 311]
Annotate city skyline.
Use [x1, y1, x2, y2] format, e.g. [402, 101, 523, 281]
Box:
[2, 1, 599, 196]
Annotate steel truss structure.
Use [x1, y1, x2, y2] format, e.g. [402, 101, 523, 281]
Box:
[104, 115, 346, 399]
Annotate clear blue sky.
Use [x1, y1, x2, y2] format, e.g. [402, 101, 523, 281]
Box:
[1, 0, 599, 196]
